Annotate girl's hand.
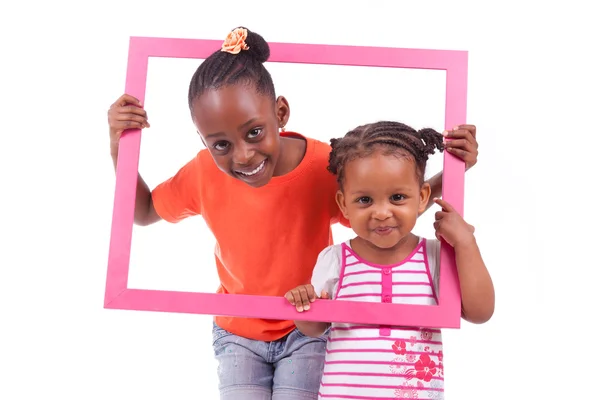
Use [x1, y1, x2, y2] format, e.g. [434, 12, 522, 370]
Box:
[443, 124, 478, 170]
[285, 285, 328, 312]
[107, 94, 150, 152]
[433, 198, 475, 248]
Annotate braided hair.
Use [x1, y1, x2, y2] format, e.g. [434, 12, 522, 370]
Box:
[328, 121, 444, 186]
[187, 27, 275, 109]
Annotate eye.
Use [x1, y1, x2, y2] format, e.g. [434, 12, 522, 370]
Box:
[247, 128, 263, 140]
[391, 194, 406, 202]
[213, 141, 230, 151]
[356, 196, 372, 205]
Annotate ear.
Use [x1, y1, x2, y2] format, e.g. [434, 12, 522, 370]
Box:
[418, 182, 432, 215]
[275, 95, 291, 129]
[335, 189, 349, 219]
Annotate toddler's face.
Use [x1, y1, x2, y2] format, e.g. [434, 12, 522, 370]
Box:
[336, 152, 430, 249]
[191, 85, 286, 188]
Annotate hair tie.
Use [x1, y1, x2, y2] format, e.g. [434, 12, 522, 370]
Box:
[221, 28, 250, 55]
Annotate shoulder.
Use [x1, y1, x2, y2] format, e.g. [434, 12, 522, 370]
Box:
[311, 243, 344, 291]
[188, 149, 230, 182]
[156, 148, 223, 196]
[312, 244, 344, 277]
[154, 150, 206, 189]
[317, 243, 343, 264]
[197, 148, 219, 172]
[287, 133, 332, 165]
[422, 238, 441, 274]
[297, 135, 343, 219]
[306, 136, 333, 163]
[423, 238, 440, 254]
[301, 135, 337, 185]
[169, 148, 212, 176]
[285, 132, 337, 186]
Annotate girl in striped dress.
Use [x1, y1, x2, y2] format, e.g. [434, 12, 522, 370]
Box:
[285, 121, 495, 400]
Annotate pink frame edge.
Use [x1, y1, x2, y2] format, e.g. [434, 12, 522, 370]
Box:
[104, 36, 468, 329]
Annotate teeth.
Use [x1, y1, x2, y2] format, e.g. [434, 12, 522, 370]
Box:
[238, 160, 265, 176]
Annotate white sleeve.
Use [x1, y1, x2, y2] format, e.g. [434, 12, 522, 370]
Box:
[425, 239, 441, 297]
[311, 244, 343, 299]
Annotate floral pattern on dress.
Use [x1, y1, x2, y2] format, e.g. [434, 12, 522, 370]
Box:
[395, 385, 418, 398]
[393, 340, 408, 355]
[427, 379, 444, 399]
[414, 354, 437, 382]
[391, 330, 445, 399]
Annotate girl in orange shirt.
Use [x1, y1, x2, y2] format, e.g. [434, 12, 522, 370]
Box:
[106, 27, 480, 400]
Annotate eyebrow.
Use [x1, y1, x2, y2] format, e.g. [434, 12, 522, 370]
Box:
[350, 188, 411, 196]
[204, 118, 259, 140]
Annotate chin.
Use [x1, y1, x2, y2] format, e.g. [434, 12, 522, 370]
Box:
[373, 241, 401, 250]
[232, 173, 272, 188]
[230, 158, 274, 188]
[246, 177, 272, 188]
[364, 236, 399, 250]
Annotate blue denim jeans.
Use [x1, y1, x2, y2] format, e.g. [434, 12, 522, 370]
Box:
[212, 322, 328, 399]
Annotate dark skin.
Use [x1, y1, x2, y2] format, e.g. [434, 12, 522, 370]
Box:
[190, 85, 305, 187]
[107, 89, 479, 226]
[285, 153, 494, 337]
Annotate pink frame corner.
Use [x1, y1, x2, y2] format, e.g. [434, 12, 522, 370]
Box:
[105, 36, 468, 329]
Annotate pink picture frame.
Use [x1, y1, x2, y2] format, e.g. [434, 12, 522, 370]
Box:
[105, 36, 468, 329]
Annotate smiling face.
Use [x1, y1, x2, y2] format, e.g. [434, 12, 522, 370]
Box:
[191, 85, 290, 187]
[336, 151, 431, 250]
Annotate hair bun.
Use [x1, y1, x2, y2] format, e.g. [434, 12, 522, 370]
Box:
[236, 27, 270, 63]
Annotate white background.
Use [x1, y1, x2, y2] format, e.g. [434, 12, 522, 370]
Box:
[131, 57, 446, 291]
[1, 1, 598, 399]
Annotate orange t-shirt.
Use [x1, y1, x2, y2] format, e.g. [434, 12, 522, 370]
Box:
[151, 132, 347, 342]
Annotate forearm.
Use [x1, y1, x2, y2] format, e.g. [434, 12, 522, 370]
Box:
[294, 321, 330, 337]
[454, 238, 495, 324]
[111, 147, 155, 226]
[423, 171, 443, 213]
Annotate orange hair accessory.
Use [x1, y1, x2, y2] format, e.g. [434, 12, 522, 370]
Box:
[221, 28, 250, 55]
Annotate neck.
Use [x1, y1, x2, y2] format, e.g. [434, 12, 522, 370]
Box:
[272, 135, 306, 176]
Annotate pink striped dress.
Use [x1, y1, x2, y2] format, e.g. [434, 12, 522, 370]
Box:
[311, 238, 444, 400]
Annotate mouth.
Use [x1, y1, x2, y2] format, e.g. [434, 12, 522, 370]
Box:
[234, 159, 268, 181]
[373, 226, 397, 236]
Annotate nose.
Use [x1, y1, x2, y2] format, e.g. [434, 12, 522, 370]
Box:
[232, 143, 255, 165]
[372, 203, 393, 221]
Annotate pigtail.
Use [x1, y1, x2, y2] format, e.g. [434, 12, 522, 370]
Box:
[417, 128, 444, 158]
[327, 138, 340, 175]
[327, 121, 443, 186]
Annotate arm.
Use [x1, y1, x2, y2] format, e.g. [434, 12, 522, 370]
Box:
[454, 237, 495, 324]
[285, 246, 341, 337]
[424, 171, 443, 213]
[110, 146, 161, 226]
[108, 94, 161, 226]
[295, 321, 331, 337]
[107, 94, 202, 226]
[284, 284, 331, 337]
[295, 313, 331, 337]
[433, 198, 495, 324]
